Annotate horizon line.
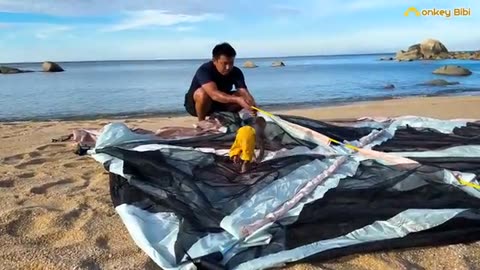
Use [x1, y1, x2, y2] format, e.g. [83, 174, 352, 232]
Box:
[2, 48, 478, 65]
[1, 51, 397, 65]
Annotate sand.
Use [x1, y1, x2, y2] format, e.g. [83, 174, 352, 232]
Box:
[1, 95, 480, 270]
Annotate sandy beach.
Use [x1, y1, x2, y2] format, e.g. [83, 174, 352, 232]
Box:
[1, 95, 480, 270]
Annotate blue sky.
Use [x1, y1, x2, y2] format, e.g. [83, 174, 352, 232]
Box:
[0, 0, 479, 62]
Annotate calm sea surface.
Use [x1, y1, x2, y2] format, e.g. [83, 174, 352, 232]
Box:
[1, 54, 480, 121]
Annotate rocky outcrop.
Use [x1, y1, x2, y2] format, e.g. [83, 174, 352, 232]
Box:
[396, 49, 421, 61]
[472, 51, 480, 60]
[433, 65, 472, 76]
[42, 61, 64, 72]
[243, 61, 258, 68]
[395, 39, 480, 61]
[420, 79, 460, 86]
[396, 39, 448, 61]
[0, 66, 33, 74]
[450, 51, 480, 60]
[272, 61, 285, 67]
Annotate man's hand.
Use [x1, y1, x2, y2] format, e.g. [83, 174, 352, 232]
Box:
[246, 95, 256, 108]
[236, 96, 254, 113]
[237, 88, 257, 111]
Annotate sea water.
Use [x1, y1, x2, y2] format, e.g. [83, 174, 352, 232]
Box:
[1, 54, 479, 121]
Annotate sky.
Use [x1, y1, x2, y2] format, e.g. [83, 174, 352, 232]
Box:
[0, 0, 479, 62]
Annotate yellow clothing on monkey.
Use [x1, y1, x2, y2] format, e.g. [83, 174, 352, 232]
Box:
[229, 125, 256, 162]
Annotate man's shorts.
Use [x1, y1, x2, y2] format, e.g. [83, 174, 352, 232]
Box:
[184, 89, 235, 117]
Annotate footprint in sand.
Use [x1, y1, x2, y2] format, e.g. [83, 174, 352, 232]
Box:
[69, 173, 92, 193]
[36, 143, 67, 151]
[3, 152, 41, 166]
[28, 151, 41, 158]
[81, 172, 94, 181]
[2, 153, 25, 165]
[76, 258, 101, 270]
[395, 256, 426, 270]
[0, 179, 15, 188]
[17, 172, 35, 179]
[95, 235, 110, 249]
[62, 162, 80, 168]
[15, 158, 48, 169]
[4, 209, 33, 237]
[60, 208, 83, 224]
[30, 178, 74, 194]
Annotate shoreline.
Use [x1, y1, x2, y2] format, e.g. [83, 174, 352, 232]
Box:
[2, 92, 480, 123]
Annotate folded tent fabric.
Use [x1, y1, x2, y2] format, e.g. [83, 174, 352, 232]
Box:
[89, 112, 480, 270]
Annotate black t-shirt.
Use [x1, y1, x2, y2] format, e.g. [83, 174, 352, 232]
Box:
[187, 61, 247, 97]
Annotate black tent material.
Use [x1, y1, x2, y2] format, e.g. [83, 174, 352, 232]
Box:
[89, 112, 480, 270]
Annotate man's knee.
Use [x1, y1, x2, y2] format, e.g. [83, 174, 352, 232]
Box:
[193, 88, 212, 104]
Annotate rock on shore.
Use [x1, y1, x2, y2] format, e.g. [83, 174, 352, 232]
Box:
[272, 61, 285, 67]
[433, 65, 472, 76]
[395, 38, 480, 61]
[42, 61, 64, 72]
[0, 66, 33, 74]
[243, 61, 258, 68]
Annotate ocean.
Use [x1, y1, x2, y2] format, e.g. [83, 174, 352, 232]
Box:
[1, 54, 479, 121]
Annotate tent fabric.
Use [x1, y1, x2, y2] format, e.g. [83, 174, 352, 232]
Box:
[89, 112, 480, 270]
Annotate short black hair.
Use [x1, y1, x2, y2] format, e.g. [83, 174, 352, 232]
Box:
[212, 42, 236, 59]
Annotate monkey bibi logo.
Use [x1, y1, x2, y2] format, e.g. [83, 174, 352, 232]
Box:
[404, 7, 421, 16]
[404, 6, 471, 17]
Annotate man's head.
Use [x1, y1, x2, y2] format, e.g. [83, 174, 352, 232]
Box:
[212, 42, 236, 76]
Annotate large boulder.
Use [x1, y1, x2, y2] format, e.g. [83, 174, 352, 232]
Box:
[420, 79, 460, 86]
[272, 61, 285, 67]
[42, 61, 64, 72]
[243, 61, 258, 68]
[433, 65, 472, 76]
[420, 39, 448, 59]
[396, 39, 449, 61]
[0, 66, 33, 74]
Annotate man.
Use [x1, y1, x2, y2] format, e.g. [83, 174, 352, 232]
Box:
[184, 42, 257, 121]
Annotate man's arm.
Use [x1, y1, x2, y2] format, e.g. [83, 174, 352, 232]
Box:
[202, 81, 240, 104]
[237, 87, 256, 107]
[234, 69, 256, 107]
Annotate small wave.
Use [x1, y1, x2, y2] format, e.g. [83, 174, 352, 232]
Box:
[425, 87, 480, 97]
[1, 88, 480, 122]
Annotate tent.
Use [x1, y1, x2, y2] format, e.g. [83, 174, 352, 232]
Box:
[88, 111, 480, 270]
